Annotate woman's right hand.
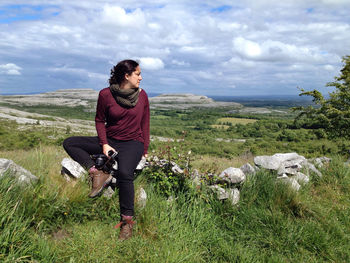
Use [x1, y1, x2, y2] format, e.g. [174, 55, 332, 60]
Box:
[102, 144, 116, 157]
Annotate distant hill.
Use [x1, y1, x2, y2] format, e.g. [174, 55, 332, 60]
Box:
[149, 93, 242, 109]
[0, 89, 243, 110]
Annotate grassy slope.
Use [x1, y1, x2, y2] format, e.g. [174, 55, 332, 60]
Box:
[1, 146, 350, 262]
[0, 105, 350, 262]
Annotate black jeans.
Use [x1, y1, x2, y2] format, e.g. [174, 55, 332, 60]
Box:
[63, 136, 144, 216]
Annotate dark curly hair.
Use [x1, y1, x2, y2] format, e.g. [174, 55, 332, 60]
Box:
[109, 59, 139, 85]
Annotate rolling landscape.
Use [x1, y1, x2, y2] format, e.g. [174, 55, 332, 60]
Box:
[0, 84, 349, 262]
[1, 1, 350, 261]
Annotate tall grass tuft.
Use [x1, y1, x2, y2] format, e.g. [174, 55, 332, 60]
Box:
[0, 176, 57, 262]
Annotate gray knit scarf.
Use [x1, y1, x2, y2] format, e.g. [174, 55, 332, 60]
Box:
[109, 84, 140, 108]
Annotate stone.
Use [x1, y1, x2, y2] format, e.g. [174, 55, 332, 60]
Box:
[240, 163, 256, 176]
[137, 187, 147, 208]
[277, 163, 302, 175]
[218, 167, 246, 184]
[0, 158, 38, 185]
[292, 172, 310, 184]
[277, 176, 301, 191]
[302, 161, 322, 177]
[136, 156, 147, 170]
[191, 169, 202, 187]
[277, 173, 289, 179]
[310, 157, 331, 168]
[171, 162, 184, 174]
[191, 169, 200, 179]
[254, 152, 305, 170]
[209, 185, 229, 200]
[61, 158, 85, 179]
[228, 188, 240, 205]
[102, 186, 115, 199]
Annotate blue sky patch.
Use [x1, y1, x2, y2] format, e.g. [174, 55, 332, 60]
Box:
[0, 4, 59, 24]
[211, 5, 232, 13]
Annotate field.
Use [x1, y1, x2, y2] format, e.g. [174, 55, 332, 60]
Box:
[211, 117, 257, 130]
[1, 101, 350, 262]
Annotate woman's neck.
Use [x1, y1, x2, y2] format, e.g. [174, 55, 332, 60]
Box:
[119, 81, 133, 90]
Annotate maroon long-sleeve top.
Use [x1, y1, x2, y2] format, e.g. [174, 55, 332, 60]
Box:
[95, 87, 150, 155]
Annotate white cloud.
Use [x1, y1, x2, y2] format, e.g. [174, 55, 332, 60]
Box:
[139, 57, 164, 70]
[218, 22, 248, 32]
[100, 5, 146, 27]
[233, 37, 325, 63]
[0, 1, 349, 95]
[49, 66, 107, 80]
[171, 60, 190, 67]
[233, 37, 262, 59]
[323, 64, 335, 71]
[0, 63, 22, 75]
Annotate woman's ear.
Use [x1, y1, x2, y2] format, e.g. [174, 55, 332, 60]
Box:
[125, 73, 129, 81]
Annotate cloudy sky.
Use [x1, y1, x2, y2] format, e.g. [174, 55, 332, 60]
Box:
[0, 1, 350, 96]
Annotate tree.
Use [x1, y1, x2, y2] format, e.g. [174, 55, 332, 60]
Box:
[293, 55, 350, 139]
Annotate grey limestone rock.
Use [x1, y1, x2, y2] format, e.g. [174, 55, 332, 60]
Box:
[292, 172, 310, 184]
[209, 185, 229, 200]
[171, 162, 184, 174]
[302, 161, 323, 177]
[209, 185, 240, 205]
[136, 156, 147, 170]
[61, 158, 86, 179]
[0, 158, 38, 185]
[137, 187, 147, 208]
[277, 176, 301, 191]
[102, 186, 115, 199]
[240, 163, 257, 176]
[277, 162, 302, 176]
[309, 157, 331, 168]
[218, 167, 246, 184]
[191, 169, 202, 187]
[254, 152, 306, 171]
[228, 188, 240, 205]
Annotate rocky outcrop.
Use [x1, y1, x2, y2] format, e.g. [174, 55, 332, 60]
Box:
[0, 106, 96, 134]
[0, 89, 98, 107]
[0, 158, 38, 185]
[149, 93, 242, 109]
[253, 152, 329, 191]
[150, 94, 214, 104]
[1, 90, 242, 110]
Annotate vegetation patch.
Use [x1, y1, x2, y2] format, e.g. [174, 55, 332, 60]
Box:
[217, 117, 257, 125]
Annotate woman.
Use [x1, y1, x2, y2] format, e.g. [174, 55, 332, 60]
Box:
[63, 59, 150, 240]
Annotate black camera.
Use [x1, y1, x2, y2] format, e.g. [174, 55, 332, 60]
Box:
[91, 150, 118, 176]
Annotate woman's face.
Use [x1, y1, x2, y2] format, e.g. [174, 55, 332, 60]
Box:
[125, 66, 142, 89]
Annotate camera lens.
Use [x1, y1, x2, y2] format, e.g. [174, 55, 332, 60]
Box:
[95, 157, 105, 168]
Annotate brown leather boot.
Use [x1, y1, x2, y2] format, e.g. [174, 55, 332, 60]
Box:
[115, 215, 135, 241]
[88, 168, 112, 198]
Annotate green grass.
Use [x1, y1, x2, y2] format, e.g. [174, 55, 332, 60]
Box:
[217, 117, 257, 125]
[1, 146, 350, 262]
[0, 102, 95, 120]
[1, 105, 350, 262]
